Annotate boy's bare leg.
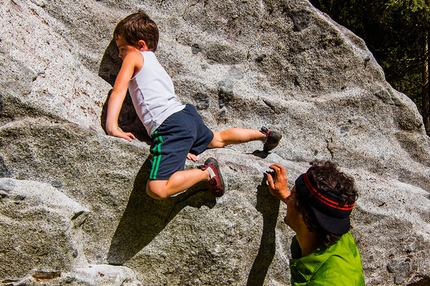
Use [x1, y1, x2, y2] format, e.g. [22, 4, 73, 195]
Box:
[208, 128, 264, 148]
[146, 168, 210, 200]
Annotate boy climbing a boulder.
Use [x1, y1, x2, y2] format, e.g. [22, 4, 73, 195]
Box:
[106, 11, 282, 200]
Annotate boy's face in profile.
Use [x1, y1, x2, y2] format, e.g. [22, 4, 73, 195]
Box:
[115, 35, 137, 60]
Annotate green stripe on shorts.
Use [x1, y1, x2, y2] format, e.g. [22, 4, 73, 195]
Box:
[150, 131, 163, 180]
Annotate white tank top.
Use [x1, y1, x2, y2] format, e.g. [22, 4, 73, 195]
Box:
[128, 51, 185, 135]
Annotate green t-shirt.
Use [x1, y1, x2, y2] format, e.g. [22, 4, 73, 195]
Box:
[290, 232, 365, 285]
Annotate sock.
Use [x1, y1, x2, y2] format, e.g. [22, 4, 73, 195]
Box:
[206, 166, 216, 179]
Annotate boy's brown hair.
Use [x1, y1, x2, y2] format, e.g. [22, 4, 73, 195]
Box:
[113, 11, 159, 52]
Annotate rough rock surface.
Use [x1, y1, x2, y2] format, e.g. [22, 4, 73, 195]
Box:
[1, 0, 429, 285]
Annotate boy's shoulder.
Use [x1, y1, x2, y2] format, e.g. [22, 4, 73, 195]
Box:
[122, 51, 144, 68]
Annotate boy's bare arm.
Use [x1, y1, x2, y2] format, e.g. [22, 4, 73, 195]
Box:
[106, 53, 141, 141]
[106, 91, 135, 141]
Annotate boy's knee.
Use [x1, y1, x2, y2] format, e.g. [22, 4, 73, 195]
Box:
[146, 188, 169, 200]
[146, 183, 169, 200]
[209, 132, 224, 148]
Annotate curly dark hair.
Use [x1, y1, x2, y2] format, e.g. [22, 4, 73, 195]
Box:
[113, 11, 159, 52]
[294, 160, 358, 247]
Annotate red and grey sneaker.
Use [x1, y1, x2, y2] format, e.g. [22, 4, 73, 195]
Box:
[200, 157, 225, 197]
[260, 126, 282, 153]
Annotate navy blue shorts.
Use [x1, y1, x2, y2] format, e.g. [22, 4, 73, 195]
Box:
[149, 104, 214, 180]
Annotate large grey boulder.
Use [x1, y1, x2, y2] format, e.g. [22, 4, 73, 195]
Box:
[1, 0, 429, 285]
[0, 178, 140, 285]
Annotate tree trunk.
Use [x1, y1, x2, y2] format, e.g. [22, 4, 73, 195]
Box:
[423, 29, 430, 135]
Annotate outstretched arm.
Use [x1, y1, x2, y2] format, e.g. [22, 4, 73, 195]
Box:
[105, 53, 140, 142]
[266, 164, 290, 204]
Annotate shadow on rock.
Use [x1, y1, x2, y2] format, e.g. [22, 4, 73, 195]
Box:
[408, 278, 430, 286]
[251, 150, 269, 159]
[98, 38, 121, 87]
[107, 157, 217, 265]
[247, 177, 280, 286]
[98, 39, 151, 143]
